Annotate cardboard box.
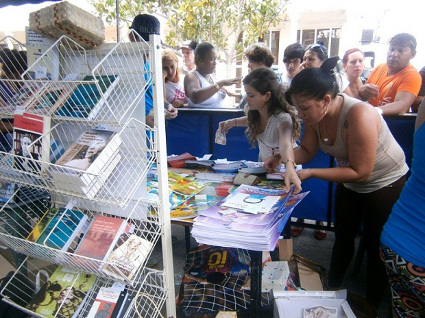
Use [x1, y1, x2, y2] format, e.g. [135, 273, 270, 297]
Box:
[273, 290, 356, 318]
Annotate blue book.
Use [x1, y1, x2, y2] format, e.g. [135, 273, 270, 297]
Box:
[36, 202, 88, 251]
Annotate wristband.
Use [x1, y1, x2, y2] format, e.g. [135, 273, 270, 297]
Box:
[284, 158, 297, 169]
[213, 83, 220, 90]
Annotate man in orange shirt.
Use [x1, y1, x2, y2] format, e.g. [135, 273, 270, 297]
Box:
[359, 33, 421, 115]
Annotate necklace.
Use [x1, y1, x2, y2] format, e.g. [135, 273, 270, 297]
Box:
[319, 96, 341, 143]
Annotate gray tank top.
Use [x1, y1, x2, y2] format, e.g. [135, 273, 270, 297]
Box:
[318, 94, 408, 193]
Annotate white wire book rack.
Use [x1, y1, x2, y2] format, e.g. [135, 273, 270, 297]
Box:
[18, 32, 152, 124]
[0, 31, 176, 317]
[1, 257, 167, 318]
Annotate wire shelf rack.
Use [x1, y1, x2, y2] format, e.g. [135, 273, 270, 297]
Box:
[0, 257, 166, 318]
[18, 31, 152, 123]
[0, 194, 162, 286]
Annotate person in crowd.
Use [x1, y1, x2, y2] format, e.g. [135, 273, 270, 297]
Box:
[359, 33, 421, 115]
[341, 48, 365, 99]
[282, 43, 304, 90]
[162, 48, 187, 108]
[380, 99, 425, 317]
[295, 41, 349, 240]
[244, 42, 282, 82]
[180, 40, 197, 74]
[184, 42, 241, 108]
[410, 65, 425, 112]
[218, 67, 302, 194]
[265, 57, 408, 308]
[282, 42, 307, 237]
[129, 14, 178, 127]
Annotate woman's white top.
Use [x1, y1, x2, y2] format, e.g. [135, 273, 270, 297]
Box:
[257, 112, 292, 162]
[187, 71, 226, 108]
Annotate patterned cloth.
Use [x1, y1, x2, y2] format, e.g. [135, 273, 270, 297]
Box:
[381, 244, 425, 318]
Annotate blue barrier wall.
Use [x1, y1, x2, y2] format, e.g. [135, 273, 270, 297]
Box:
[166, 108, 416, 223]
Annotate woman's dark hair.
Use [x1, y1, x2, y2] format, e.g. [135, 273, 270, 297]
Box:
[244, 43, 274, 68]
[194, 42, 215, 66]
[305, 41, 328, 62]
[287, 56, 340, 101]
[242, 67, 300, 146]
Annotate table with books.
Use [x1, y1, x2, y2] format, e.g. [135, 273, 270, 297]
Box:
[150, 158, 309, 317]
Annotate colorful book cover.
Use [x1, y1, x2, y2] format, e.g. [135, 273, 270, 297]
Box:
[43, 205, 88, 251]
[55, 75, 119, 119]
[55, 128, 118, 172]
[26, 266, 97, 318]
[75, 215, 127, 261]
[220, 184, 293, 214]
[102, 234, 153, 280]
[26, 81, 77, 115]
[86, 282, 126, 318]
[27, 207, 59, 242]
[13, 112, 51, 173]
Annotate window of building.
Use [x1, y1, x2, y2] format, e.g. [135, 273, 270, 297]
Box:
[297, 28, 341, 57]
[258, 31, 280, 65]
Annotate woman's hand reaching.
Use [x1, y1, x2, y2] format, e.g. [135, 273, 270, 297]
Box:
[218, 118, 236, 134]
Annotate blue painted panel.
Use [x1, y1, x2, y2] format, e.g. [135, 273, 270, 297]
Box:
[166, 112, 210, 157]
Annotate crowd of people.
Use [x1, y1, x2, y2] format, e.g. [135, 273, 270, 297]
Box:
[125, 14, 425, 316]
[1, 10, 423, 317]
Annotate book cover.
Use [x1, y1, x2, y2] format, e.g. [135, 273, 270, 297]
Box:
[25, 266, 97, 318]
[0, 180, 16, 203]
[27, 207, 59, 242]
[86, 282, 126, 318]
[75, 215, 127, 261]
[43, 204, 89, 251]
[13, 112, 51, 173]
[102, 234, 153, 280]
[55, 75, 119, 119]
[26, 81, 77, 115]
[220, 184, 292, 214]
[55, 128, 118, 173]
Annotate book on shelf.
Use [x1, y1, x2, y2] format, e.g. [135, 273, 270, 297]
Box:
[55, 74, 120, 119]
[102, 234, 153, 281]
[49, 126, 122, 198]
[75, 215, 127, 262]
[0, 81, 46, 115]
[12, 112, 51, 173]
[32, 202, 89, 251]
[0, 180, 16, 203]
[27, 207, 59, 243]
[26, 81, 78, 115]
[25, 265, 97, 318]
[86, 282, 127, 318]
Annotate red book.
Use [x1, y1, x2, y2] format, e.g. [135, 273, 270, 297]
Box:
[75, 215, 126, 261]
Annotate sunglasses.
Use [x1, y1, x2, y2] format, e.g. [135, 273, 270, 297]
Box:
[306, 43, 326, 57]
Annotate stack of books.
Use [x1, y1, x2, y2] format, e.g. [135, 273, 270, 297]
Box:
[191, 185, 309, 251]
[49, 126, 122, 199]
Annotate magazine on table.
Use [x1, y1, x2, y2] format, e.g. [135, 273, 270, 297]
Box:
[220, 184, 294, 214]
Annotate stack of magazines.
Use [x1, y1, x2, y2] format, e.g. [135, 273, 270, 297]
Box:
[191, 184, 309, 251]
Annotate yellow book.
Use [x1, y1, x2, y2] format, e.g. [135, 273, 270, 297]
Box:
[27, 207, 59, 242]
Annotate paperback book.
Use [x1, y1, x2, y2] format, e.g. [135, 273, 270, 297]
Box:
[75, 215, 127, 262]
[34, 202, 88, 251]
[26, 81, 77, 115]
[55, 74, 120, 119]
[27, 207, 59, 243]
[25, 266, 97, 318]
[86, 282, 126, 318]
[102, 234, 153, 281]
[49, 126, 122, 198]
[13, 112, 51, 173]
[0, 180, 16, 203]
